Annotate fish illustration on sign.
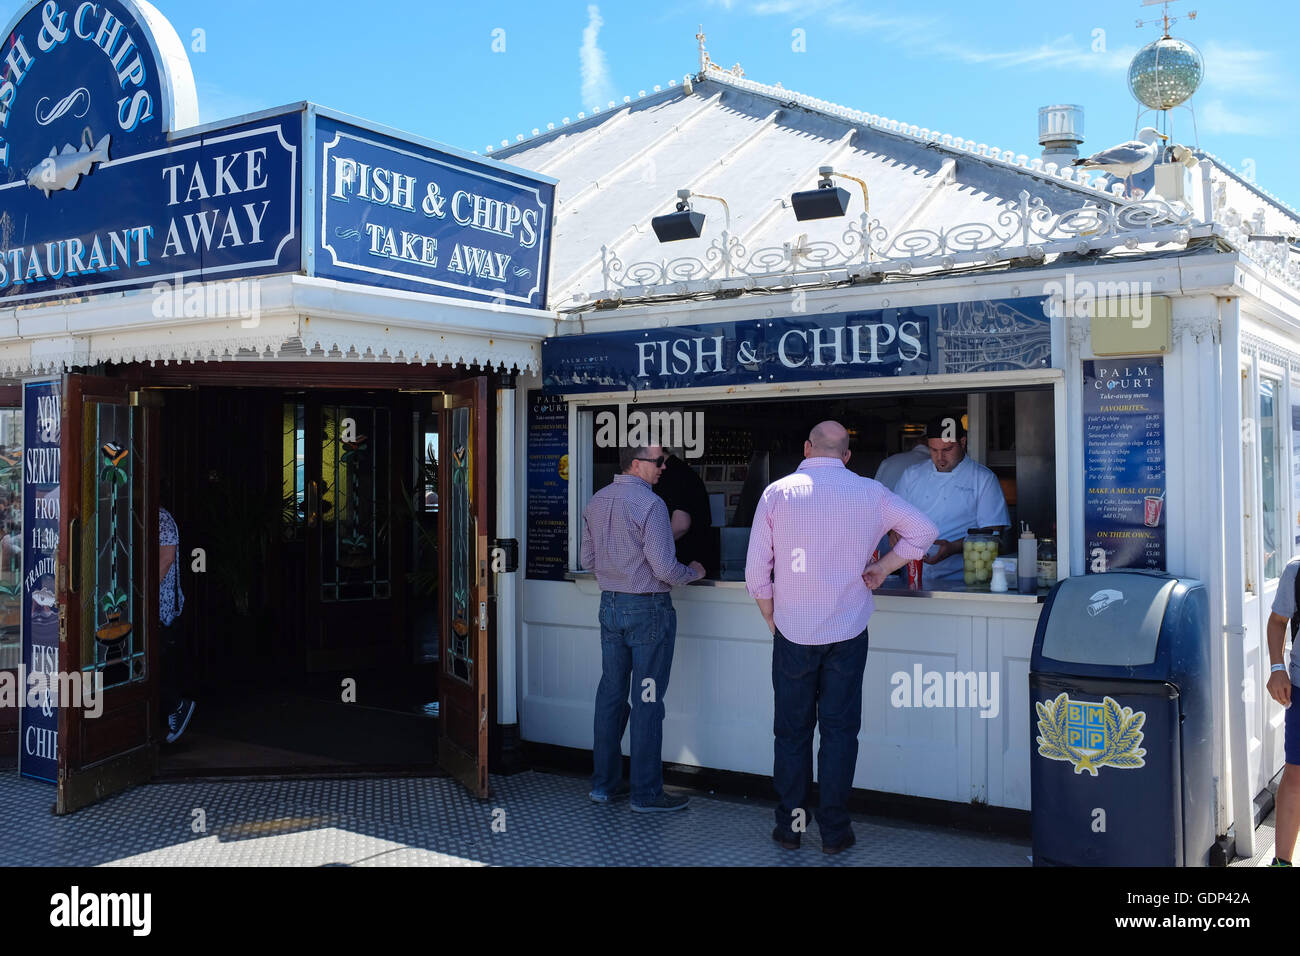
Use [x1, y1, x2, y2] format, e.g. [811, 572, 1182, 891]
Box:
[26, 133, 112, 197]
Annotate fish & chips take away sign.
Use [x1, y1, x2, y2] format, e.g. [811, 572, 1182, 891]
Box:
[0, 0, 300, 304]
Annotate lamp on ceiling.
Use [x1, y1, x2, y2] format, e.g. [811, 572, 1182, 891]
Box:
[791, 166, 869, 221]
[651, 188, 730, 242]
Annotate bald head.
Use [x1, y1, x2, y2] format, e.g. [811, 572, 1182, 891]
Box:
[806, 420, 850, 459]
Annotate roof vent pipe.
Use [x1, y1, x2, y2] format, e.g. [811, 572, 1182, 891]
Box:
[1038, 104, 1084, 162]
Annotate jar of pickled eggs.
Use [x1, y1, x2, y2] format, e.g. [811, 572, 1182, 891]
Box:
[962, 530, 1000, 588]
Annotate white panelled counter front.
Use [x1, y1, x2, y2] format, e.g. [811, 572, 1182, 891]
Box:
[520, 575, 1044, 811]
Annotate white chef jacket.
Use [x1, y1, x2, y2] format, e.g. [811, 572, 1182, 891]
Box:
[874, 443, 932, 491]
[894, 455, 1009, 582]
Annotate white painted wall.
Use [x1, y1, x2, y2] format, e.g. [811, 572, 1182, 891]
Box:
[519, 577, 1042, 808]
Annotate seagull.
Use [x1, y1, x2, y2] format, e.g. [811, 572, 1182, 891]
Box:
[1072, 127, 1168, 197]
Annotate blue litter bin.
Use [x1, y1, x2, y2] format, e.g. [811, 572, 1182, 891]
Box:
[1029, 571, 1214, 866]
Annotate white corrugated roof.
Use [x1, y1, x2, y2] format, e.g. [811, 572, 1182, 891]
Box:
[493, 68, 1144, 304]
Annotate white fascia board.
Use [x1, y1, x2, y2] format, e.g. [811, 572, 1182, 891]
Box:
[555, 254, 1245, 335]
[286, 275, 556, 342]
[1228, 260, 1300, 333]
[0, 274, 557, 345]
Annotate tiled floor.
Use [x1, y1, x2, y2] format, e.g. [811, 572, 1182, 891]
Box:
[0, 769, 1031, 867]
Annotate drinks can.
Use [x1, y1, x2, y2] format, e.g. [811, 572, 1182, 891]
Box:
[907, 559, 923, 590]
[870, 548, 880, 564]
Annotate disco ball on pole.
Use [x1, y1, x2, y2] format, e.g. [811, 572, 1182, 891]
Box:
[1127, 36, 1204, 110]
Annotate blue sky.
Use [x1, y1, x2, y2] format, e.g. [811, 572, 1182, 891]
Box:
[29, 0, 1300, 209]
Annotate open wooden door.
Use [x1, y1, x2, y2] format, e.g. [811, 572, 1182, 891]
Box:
[301, 394, 409, 672]
[438, 377, 490, 797]
[56, 375, 159, 814]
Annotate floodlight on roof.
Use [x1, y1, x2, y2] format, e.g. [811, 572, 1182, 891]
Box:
[791, 166, 869, 223]
[651, 188, 731, 242]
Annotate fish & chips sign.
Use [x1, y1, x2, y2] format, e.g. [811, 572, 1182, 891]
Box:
[0, 0, 299, 303]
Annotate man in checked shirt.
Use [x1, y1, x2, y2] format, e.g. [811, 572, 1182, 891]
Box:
[582, 443, 705, 812]
[746, 421, 938, 853]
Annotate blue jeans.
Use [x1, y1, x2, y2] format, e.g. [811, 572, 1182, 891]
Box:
[771, 625, 870, 844]
[592, 591, 677, 805]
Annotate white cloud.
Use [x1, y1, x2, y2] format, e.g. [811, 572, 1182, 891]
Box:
[580, 4, 614, 112]
[1199, 41, 1283, 98]
[1199, 98, 1272, 137]
[936, 35, 1137, 74]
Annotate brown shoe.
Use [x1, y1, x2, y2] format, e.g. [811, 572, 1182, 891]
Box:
[821, 831, 856, 855]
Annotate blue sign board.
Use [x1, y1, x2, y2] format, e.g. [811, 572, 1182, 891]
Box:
[526, 391, 569, 581]
[0, 0, 186, 187]
[316, 116, 554, 308]
[1083, 358, 1166, 572]
[0, 113, 301, 304]
[542, 297, 1052, 393]
[20, 380, 60, 782]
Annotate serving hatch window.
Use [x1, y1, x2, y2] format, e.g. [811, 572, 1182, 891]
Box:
[579, 385, 1057, 585]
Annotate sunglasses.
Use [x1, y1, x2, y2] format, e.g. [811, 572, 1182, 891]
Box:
[635, 456, 667, 468]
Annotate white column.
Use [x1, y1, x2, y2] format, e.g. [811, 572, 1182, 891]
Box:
[496, 383, 518, 727]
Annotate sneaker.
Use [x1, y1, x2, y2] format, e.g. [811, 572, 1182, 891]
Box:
[165, 699, 195, 743]
[821, 830, 856, 856]
[630, 792, 690, 813]
[589, 784, 630, 804]
[1269, 856, 1293, 867]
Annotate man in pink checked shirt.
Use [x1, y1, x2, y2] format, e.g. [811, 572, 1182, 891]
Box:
[745, 421, 938, 854]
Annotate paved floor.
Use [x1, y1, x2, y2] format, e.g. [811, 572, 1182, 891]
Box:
[0, 769, 1031, 866]
[1229, 807, 1286, 867]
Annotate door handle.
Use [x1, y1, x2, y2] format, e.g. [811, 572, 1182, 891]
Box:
[68, 516, 80, 594]
[307, 480, 319, 528]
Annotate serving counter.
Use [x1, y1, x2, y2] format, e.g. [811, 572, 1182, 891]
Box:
[519, 573, 1046, 810]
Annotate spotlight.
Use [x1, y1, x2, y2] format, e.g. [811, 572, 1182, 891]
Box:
[651, 188, 731, 242]
[790, 166, 868, 222]
[791, 184, 851, 220]
[651, 207, 706, 242]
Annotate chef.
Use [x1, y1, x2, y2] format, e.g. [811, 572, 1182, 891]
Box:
[891, 414, 1009, 583]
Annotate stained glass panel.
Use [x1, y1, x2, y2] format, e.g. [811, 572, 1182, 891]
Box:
[446, 404, 473, 685]
[0, 409, 21, 672]
[320, 405, 390, 602]
[83, 402, 142, 688]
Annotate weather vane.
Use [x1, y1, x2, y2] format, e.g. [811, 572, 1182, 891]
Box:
[1136, 0, 1198, 38]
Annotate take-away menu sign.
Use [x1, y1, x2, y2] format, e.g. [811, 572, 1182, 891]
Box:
[1083, 358, 1166, 572]
[526, 391, 569, 580]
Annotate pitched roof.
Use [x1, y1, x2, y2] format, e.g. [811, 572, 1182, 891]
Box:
[493, 68, 1150, 305]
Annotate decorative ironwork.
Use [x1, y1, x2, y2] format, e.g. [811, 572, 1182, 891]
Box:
[940, 299, 1054, 373]
[583, 193, 1204, 301]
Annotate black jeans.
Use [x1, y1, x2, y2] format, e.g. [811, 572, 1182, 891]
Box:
[159, 620, 191, 714]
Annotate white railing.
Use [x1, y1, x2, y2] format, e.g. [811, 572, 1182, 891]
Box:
[576, 192, 1212, 304]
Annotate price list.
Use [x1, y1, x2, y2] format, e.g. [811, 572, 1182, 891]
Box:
[1083, 358, 1166, 572]
[526, 391, 570, 581]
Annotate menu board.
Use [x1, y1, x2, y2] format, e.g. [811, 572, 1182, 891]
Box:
[526, 391, 569, 581]
[1083, 359, 1166, 572]
[20, 380, 60, 782]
